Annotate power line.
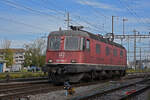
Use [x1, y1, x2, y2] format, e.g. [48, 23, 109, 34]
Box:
[71, 15, 108, 33]
[41, 0, 108, 33]
[1, 0, 110, 34]
[79, 0, 110, 19]
[38, 0, 85, 27]
[1, 0, 90, 31]
[118, 0, 149, 30]
[76, 0, 111, 33]
[38, 0, 66, 16]
[0, 0, 64, 21]
[0, 16, 48, 31]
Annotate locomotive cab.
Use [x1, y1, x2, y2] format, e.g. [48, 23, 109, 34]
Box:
[46, 35, 89, 64]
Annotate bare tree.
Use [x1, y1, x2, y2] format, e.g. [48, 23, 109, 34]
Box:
[1, 39, 11, 49]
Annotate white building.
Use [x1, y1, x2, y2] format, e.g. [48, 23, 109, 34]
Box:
[12, 49, 25, 71]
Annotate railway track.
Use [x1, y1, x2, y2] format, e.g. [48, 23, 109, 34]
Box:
[71, 78, 150, 100]
[0, 77, 122, 100]
[0, 81, 62, 100]
[0, 73, 149, 100]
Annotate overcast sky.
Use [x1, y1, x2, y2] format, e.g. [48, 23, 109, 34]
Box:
[0, 0, 149, 51]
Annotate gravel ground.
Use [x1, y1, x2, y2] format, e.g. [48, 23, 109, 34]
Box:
[28, 89, 150, 100]
[84, 85, 148, 100]
[128, 89, 150, 100]
[26, 78, 145, 100]
[28, 82, 109, 100]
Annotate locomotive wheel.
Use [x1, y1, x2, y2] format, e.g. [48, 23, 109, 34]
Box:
[119, 70, 126, 77]
[105, 71, 112, 78]
[122, 70, 126, 76]
[100, 71, 107, 79]
[97, 71, 103, 80]
[115, 71, 120, 76]
[83, 73, 91, 81]
[91, 71, 97, 81]
[108, 71, 113, 78]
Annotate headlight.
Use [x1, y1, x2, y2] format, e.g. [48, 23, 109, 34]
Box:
[48, 59, 53, 63]
[71, 59, 76, 63]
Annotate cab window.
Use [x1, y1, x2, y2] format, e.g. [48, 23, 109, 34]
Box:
[96, 44, 101, 54]
[120, 50, 123, 57]
[81, 37, 86, 50]
[106, 46, 110, 56]
[64, 36, 80, 50]
[113, 49, 117, 56]
[86, 39, 90, 50]
[49, 36, 61, 50]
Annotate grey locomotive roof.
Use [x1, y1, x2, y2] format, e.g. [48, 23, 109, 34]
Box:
[50, 30, 89, 37]
[49, 30, 125, 49]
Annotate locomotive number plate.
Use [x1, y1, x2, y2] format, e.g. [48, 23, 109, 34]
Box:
[59, 52, 65, 58]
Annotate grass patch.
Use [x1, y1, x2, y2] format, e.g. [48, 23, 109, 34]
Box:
[127, 69, 150, 73]
[0, 72, 47, 80]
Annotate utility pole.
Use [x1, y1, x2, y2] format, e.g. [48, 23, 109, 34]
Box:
[127, 37, 130, 63]
[133, 30, 137, 69]
[121, 18, 128, 45]
[123, 18, 128, 35]
[140, 47, 142, 69]
[65, 12, 71, 30]
[112, 16, 114, 34]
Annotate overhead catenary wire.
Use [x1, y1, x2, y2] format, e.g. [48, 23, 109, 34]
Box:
[0, 16, 47, 31]
[2, 0, 100, 33]
[0, 0, 65, 22]
[75, 0, 111, 33]
[40, 0, 108, 33]
[118, 0, 149, 31]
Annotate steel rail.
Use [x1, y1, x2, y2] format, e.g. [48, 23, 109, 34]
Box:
[71, 78, 150, 100]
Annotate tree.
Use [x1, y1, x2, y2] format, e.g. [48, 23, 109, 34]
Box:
[24, 45, 32, 67]
[4, 49, 13, 67]
[1, 39, 11, 49]
[24, 38, 46, 67]
[1, 39, 13, 67]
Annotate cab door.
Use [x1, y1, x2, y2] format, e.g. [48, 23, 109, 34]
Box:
[83, 38, 91, 63]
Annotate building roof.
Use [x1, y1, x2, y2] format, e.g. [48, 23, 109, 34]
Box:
[0, 48, 25, 53]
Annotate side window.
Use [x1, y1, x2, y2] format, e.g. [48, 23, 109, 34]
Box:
[86, 39, 90, 50]
[113, 49, 117, 56]
[81, 37, 86, 50]
[96, 44, 101, 54]
[120, 50, 123, 57]
[106, 46, 110, 56]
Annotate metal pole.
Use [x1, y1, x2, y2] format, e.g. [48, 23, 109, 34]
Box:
[67, 12, 70, 29]
[123, 19, 125, 35]
[140, 47, 141, 69]
[65, 12, 70, 30]
[112, 16, 114, 34]
[133, 30, 137, 69]
[121, 18, 128, 45]
[128, 36, 130, 63]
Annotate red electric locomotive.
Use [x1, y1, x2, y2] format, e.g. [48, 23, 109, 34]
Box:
[44, 26, 127, 83]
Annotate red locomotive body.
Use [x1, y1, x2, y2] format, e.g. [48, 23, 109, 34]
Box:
[44, 27, 127, 83]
